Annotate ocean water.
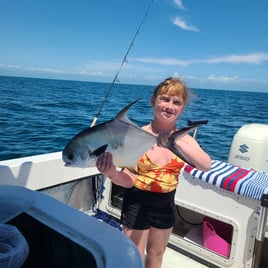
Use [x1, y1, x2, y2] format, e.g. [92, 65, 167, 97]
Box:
[0, 75, 267, 162]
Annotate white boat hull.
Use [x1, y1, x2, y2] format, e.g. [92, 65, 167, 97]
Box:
[1, 152, 268, 267]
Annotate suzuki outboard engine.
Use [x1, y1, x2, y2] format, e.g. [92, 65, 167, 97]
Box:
[228, 124, 268, 172]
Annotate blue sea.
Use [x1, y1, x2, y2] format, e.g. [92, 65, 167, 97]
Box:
[1, 75, 267, 162]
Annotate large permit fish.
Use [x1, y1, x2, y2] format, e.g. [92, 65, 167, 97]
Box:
[62, 99, 200, 169]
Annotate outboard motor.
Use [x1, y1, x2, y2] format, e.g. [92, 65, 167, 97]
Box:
[228, 124, 268, 172]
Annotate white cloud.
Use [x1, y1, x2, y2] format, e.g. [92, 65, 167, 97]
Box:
[207, 74, 239, 83]
[173, 0, 186, 10]
[134, 57, 190, 66]
[82, 60, 120, 71]
[134, 52, 268, 66]
[27, 67, 64, 74]
[172, 16, 199, 32]
[78, 70, 110, 77]
[203, 52, 268, 64]
[0, 64, 20, 69]
[73, 60, 120, 78]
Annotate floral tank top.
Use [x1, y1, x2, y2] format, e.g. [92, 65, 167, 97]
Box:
[134, 153, 185, 193]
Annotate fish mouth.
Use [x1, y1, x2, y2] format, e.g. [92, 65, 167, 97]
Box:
[62, 155, 74, 167]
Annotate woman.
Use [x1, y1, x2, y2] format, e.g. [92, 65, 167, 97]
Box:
[96, 77, 211, 268]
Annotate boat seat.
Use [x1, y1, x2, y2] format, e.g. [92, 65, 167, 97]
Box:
[184, 160, 268, 201]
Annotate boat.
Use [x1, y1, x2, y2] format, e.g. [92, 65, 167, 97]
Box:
[1, 122, 268, 267]
[0, 185, 143, 268]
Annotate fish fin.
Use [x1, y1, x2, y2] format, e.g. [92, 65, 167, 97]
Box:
[167, 145, 196, 167]
[90, 144, 108, 157]
[166, 125, 199, 167]
[114, 98, 142, 125]
[167, 125, 199, 145]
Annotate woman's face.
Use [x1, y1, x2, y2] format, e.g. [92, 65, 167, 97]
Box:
[152, 94, 185, 123]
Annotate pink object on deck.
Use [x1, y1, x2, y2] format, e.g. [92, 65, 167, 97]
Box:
[202, 217, 232, 257]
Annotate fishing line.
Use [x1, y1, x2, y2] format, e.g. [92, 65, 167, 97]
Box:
[90, 0, 155, 127]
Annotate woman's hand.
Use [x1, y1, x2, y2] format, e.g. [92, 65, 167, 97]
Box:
[96, 152, 136, 188]
[96, 152, 117, 178]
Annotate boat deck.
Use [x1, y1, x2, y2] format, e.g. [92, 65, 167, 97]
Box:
[163, 246, 210, 268]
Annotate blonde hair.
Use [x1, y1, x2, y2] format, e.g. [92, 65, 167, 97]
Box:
[153, 77, 189, 105]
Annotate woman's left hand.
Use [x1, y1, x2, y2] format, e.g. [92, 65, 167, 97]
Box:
[96, 152, 117, 177]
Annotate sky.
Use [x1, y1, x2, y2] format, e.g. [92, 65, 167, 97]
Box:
[1, 0, 268, 92]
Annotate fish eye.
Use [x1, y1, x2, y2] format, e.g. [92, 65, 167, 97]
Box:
[67, 154, 74, 161]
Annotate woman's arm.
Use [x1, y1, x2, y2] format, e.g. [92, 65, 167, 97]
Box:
[175, 135, 212, 171]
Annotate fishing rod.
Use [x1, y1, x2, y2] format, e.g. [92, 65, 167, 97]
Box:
[90, 0, 154, 127]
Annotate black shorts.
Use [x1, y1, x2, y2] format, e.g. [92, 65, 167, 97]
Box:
[121, 187, 176, 230]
